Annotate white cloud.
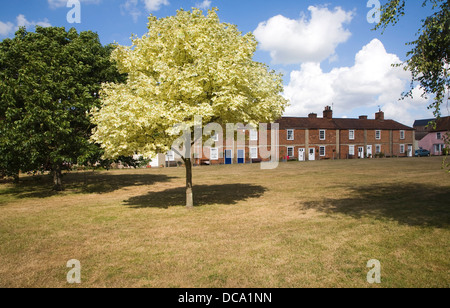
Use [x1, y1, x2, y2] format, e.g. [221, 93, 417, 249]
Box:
[121, 0, 170, 21]
[0, 21, 14, 36]
[121, 0, 142, 23]
[254, 6, 353, 65]
[196, 0, 212, 10]
[283, 39, 433, 125]
[48, 0, 101, 9]
[382, 86, 435, 126]
[143, 0, 170, 12]
[0, 15, 51, 37]
[16, 14, 52, 29]
[48, 0, 68, 8]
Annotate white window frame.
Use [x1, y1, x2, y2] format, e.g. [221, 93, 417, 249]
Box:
[375, 130, 381, 140]
[376, 145, 382, 154]
[319, 130, 326, 141]
[166, 151, 175, 162]
[349, 145, 355, 156]
[250, 129, 258, 141]
[437, 132, 442, 140]
[211, 132, 219, 142]
[319, 146, 326, 157]
[349, 130, 355, 140]
[287, 147, 294, 158]
[400, 130, 405, 140]
[250, 147, 258, 159]
[287, 129, 294, 141]
[400, 144, 405, 154]
[210, 147, 219, 160]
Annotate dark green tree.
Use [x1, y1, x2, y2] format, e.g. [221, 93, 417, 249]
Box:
[0, 27, 125, 189]
[374, 0, 449, 117]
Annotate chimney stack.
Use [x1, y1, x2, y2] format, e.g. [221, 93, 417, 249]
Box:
[309, 113, 318, 119]
[323, 106, 333, 119]
[359, 115, 368, 120]
[375, 109, 384, 121]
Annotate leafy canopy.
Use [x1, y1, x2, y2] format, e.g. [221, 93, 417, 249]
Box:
[375, 0, 449, 117]
[91, 8, 288, 159]
[0, 27, 125, 180]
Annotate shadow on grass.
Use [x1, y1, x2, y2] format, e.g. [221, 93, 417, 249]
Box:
[124, 184, 267, 209]
[301, 183, 450, 228]
[0, 172, 174, 200]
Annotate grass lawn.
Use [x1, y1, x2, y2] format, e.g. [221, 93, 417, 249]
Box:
[0, 157, 449, 288]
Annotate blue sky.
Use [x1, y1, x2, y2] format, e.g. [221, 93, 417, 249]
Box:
[0, 0, 441, 125]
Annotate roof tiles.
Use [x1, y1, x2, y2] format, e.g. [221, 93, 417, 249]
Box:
[276, 117, 413, 130]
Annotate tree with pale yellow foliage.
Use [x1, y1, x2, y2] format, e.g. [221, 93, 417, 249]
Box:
[91, 8, 288, 208]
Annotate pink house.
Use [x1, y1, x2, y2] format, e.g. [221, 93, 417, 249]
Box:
[418, 117, 450, 155]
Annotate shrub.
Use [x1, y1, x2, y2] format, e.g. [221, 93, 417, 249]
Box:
[376, 152, 385, 158]
[443, 147, 449, 156]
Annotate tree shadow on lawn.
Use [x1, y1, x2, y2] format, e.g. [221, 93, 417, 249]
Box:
[0, 172, 174, 200]
[124, 184, 267, 209]
[301, 183, 450, 228]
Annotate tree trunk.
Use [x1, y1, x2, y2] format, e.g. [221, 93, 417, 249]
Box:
[52, 164, 63, 191]
[13, 172, 19, 183]
[184, 158, 194, 208]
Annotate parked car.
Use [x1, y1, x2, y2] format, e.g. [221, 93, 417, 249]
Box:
[415, 149, 431, 157]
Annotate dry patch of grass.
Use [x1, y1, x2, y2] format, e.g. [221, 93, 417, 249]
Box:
[0, 157, 449, 288]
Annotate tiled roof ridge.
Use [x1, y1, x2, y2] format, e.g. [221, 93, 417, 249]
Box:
[276, 116, 413, 130]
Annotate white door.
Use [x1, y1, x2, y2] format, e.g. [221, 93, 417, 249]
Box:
[308, 148, 315, 161]
[298, 148, 305, 162]
[358, 147, 364, 159]
[407, 145, 413, 157]
[366, 145, 373, 158]
[149, 155, 160, 168]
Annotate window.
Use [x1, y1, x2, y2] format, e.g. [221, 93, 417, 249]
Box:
[435, 144, 444, 153]
[250, 129, 258, 141]
[349, 145, 355, 156]
[166, 151, 175, 162]
[210, 148, 219, 160]
[212, 133, 219, 142]
[287, 147, 294, 158]
[375, 130, 381, 140]
[400, 130, 405, 140]
[400, 144, 405, 154]
[319, 146, 326, 157]
[375, 145, 381, 154]
[250, 147, 258, 159]
[349, 130, 355, 140]
[319, 130, 326, 141]
[437, 132, 442, 140]
[287, 129, 294, 141]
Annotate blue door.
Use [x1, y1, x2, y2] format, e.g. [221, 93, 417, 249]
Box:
[225, 150, 233, 165]
[237, 150, 245, 164]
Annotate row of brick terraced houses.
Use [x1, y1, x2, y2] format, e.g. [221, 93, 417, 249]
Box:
[154, 106, 416, 167]
[274, 107, 415, 161]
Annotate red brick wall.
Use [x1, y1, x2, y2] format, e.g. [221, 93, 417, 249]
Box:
[196, 127, 415, 164]
[279, 129, 306, 146]
[392, 130, 414, 157]
[339, 130, 365, 159]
